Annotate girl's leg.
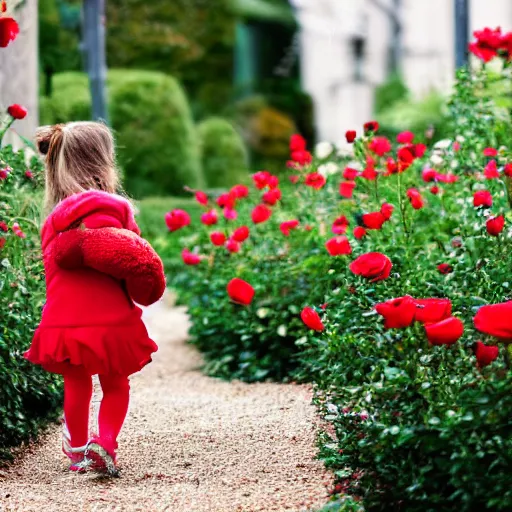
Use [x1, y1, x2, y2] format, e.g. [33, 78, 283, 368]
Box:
[63, 366, 93, 448]
[97, 374, 130, 452]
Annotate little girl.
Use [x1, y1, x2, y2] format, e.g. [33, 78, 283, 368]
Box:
[24, 121, 166, 475]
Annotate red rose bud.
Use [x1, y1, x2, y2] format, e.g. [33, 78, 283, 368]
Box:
[353, 226, 366, 239]
[225, 238, 241, 253]
[0, 237, 5, 250]
[484, 159, 499, 179]
[227, 278, 254, 305]
[362, 212, 386, 230]
[165, 209, 191, 232]
[332, 215, 349, 235]
[230, 184, 249, 198]
[0, 168, 9, 180]
[430, 185, 440, 195]
[380, 203, 394, 220]
[504, 163, 512, 177]
[369, 136, 392, 156]
[280, 220, 299, 237]
[289, 175, 299, 184]
[251, 204, 272, 224]
[339, 181, 356, 198]
[473, 190, 492, 208]
[300, 306, 324, 331]
[216, 192, 236, 209]
[210, 232, 226, 246]
[349, 252, 392, 282]
[437, 263, 453, 274]
[414, 298, 452, 324]
[406, 188, 424, 209]
[0, 221, 7, 232]
[422, 168, 438, 182]
[182, 249, 201, 265]
[232, 226, 250, 242]
[23, 170, 33, 179]
[305, 172, 326, 189]
[483, 147, 498, 157]
[325, 236, 352, 256]
[195, 191, 208, 205]
[397, 131, 414, 144]
[486, 215, 505, 236]
[291, 150, 313, 166]
[290, 133, 307, 153]
[262, 188, 282, 205]
[474, 301, 512, 340]
[376, 295, 416, 329]
[7, 103, 27, 120]
[0, 17, 20, 48]
[201, 209, 218, 226]
[425, 317, 464, 346]
[343, 167, 359, 180]
[474, 341, 499, 367]
[363, 120, 379, 132]
[345, 130, 357, 143]
[252, 171, 271, 189]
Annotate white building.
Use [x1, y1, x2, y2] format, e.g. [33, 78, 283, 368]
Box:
[291, 0, 512, 143]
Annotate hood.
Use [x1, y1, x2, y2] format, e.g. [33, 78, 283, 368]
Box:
[42, 190, 140, 251]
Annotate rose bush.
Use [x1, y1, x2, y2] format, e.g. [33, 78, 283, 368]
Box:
[153, 28, 512, 510]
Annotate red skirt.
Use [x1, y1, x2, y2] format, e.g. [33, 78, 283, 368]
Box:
[25, 315, 157, 376]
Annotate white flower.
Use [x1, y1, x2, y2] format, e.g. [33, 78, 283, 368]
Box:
[315, 141, 334, 159]
[430, 154, 444, 165]
[318, 162, 339, 178]
[336, 143, 354, 158]
[434, 139, 452, 150]
[456, 135, 465, 142]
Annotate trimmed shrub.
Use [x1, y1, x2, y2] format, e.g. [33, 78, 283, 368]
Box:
[374, 73, 409, 115]
[40, 70, 204, 198]
[197, 117, 249, 188]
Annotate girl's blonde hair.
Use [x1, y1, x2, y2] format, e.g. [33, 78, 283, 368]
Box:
[35, 121, 120, 212]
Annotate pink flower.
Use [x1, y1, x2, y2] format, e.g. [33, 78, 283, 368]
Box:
[182, 249, 201, 265]
[231, 184, 249, 199]
[484, 160, 499, 179]
[262, 188, 282, 205]
[422, 168, 438, 182]
[195, 191, 209, 205]
[332, 215, 349, 235]
[369, 136, 392, 156]
[252, 171, 271, 189]
[12, 223, 25, 239]
[225, 238, 241, 253]
[165, 209, 191, 232]
[223, 207, 238, 220]
[483, 147, 498, 157]
[201, 209, 218, 226]
[289, 175, 299, 184]
[397, 131, 414, 144]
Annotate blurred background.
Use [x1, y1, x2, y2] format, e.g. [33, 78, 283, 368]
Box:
[1, 0, 512, 200]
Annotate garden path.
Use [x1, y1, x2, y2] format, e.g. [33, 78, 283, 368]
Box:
[0, 297, 330, 512]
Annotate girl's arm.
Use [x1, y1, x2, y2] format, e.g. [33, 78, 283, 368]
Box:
[54, 227, 166, 306]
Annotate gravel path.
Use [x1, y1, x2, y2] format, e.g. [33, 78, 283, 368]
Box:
[0, 299, 330, 512]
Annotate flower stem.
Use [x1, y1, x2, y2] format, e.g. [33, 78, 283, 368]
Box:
[0, 117, 15, 147]
[397, 172, 409, 239]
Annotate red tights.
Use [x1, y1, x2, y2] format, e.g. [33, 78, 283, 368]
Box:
[63, 367, 130, 452]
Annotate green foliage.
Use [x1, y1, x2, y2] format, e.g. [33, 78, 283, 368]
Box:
[153, 65, 512, 509]
[197, 118, 249, 188]
[0, 146, 62, 462]
[40, 70, 204, 198]
[374, 74, 409, 115]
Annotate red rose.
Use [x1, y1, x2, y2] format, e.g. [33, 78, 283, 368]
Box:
[363, 121, 379, 133]
[225, 238, 241, 253]
[425, 317, 464, 345]
[195, 191, 208, 205]
[280, 220, 299, 236]
[165, 209, 191, 232]
[291, 150, 313, 166]
[422, 168, 438, 182]
[369, 136, 392, 156]
[406, 188, 424, 209]
[414, 144, 427, 158]
[252, 171, 271, 189]
[437, 263, 453, 274]
[0, 17, 19, 48]
[376, 295, 416, 329]
[353, 226, 366, 239]
[380, 203, 394, 220]
[231, 184, 249, 198]
[343, 167, 359, 180]
[483, 147, 498, 157]
[227, 278, 254, 305]
[504, 163, 512, 177]
[262, 188, 282, 205]
[349, 252, 392, 282]
[414, 298, 452, 324]
[332, 215, 349, 235]
[430, 185, 440, 195]
[362, 212, 386, 230]
[267, 175, 279, 189]
[339, 181, 356, 198]
[0, 168, 8, 180]
[232, 226, 250, 242]
[0, 237, 5, 250]
[210, 232, 226, 246]
[486, 215, 505, 236]
[361, 166, 378, 181]
[1, 2, 6, 13]
[484, 160, 499, 179]
[251, 204, 272, 224]
[474, 301, 512, 340]
[182, 249, 201, 265]
[305, 172, 326, 189]
[397, 146, 415, 167]
[386, 158, 397, 175]
[325, 236, 352, 256]
[474, 341, 499, 367]
[7, 104, 27, 120]
[289, 175, 299, 184]
[453, 141, 461, 151]
[473, 190, 492, 208]
[290, 133, 307, 153]
[397, 131, 414, 144]
[469, 27, 502, 62]
[25, 170, 34, 179]
[345, 130, 357, 143]
[300, 306, 324, 331]
[0, 221, 7, 232]
[216, 192, 236, 209]
[201, 209, 218, 226]
[436, 173, 458, 183]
